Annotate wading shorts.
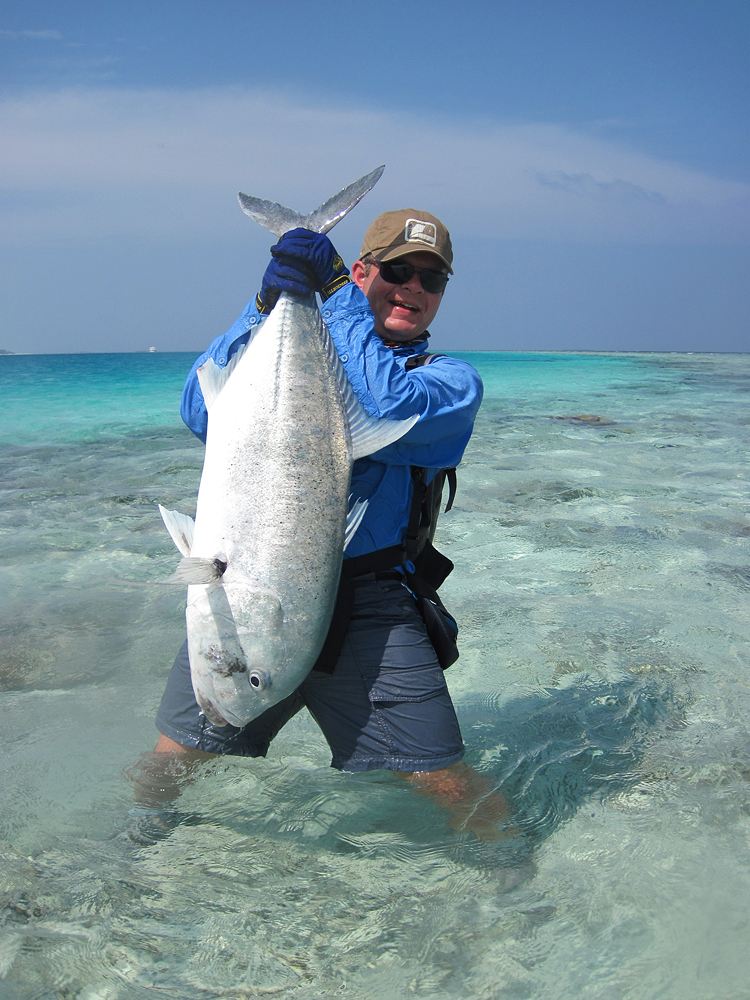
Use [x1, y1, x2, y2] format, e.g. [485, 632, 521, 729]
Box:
[156, 575, 465, 772]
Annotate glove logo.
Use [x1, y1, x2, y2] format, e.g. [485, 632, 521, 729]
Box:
[332, 254, 345, 273]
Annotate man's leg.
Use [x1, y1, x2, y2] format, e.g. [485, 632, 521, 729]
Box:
[154, 640, 305, 755]
[301, 575, 515, 841]
[128, 739, 216, 813]
[129, 641, 304, 814]
[394, 763, 514, 842]
[154, 733, 207, 754]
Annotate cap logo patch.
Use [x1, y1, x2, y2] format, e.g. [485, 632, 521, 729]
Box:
[404, 219, 437, 247]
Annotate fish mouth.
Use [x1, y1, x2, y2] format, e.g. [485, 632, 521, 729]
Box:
[195, 688, 229, 727]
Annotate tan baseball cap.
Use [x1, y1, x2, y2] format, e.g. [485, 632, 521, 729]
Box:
[359, 209, 453, 273]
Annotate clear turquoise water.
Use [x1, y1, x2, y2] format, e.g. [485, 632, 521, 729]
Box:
[1, 351, 749, 999]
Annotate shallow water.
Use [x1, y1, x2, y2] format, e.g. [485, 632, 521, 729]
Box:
[1, 351, 749, 999]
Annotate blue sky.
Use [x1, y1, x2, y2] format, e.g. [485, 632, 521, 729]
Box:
[1, 0, 748, 353]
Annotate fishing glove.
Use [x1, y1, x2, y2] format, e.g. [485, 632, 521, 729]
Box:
[256, 228, 350, 313]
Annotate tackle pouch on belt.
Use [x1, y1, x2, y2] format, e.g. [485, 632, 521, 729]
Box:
[401, 463, 460, 670]
[415, 594, 459, 670]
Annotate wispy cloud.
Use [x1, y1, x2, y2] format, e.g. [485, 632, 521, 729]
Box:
[1, 86, 747, 247]
[0, 29, 63, 41]
[532, 171, 666, 204]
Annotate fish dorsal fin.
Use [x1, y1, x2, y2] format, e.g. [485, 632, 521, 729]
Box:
[319, 317, 420, 459]
[158, 504, 195, 557]
[196, 340, 248, 409]
[238, 166, 385, 237]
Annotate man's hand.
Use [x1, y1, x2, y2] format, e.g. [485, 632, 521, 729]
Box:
[257, 228, 350, 313]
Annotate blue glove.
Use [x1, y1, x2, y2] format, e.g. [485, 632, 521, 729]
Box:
[256, 228, 350, 313]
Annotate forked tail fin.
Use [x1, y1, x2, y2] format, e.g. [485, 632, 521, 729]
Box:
[238, 165, 385, 237]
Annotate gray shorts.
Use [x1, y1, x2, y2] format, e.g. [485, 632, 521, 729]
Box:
[156, 576, 465, 772]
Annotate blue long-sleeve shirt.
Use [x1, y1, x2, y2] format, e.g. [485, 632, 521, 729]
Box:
[180, 282, 483, 559]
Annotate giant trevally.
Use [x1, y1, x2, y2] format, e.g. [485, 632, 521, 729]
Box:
[158, 167, 419, 728]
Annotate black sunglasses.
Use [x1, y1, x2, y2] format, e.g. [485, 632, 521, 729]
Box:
[377, 260, 449, 294]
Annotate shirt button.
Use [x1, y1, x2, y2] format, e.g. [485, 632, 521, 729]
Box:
[323, 310, 331, 319]
[218, 357, 226, 365]
[340, 354, 349, 363]
[249, 317, 257, 325]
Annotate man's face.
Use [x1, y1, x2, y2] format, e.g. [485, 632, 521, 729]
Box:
[351, 250, 447, 343]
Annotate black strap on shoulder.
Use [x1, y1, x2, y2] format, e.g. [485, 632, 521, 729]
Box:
[445, 468, 457, 512]
[404, 352, 447, 371]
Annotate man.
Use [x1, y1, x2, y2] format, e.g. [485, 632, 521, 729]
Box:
[141, 209, 510, 840]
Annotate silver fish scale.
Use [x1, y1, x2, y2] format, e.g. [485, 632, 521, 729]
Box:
[185, 293, 351, 726]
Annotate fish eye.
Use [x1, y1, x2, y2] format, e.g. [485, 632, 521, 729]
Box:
[249, 670, 269, 690]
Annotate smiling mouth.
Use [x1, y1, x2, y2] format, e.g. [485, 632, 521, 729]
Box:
[391, 300, 419, 312]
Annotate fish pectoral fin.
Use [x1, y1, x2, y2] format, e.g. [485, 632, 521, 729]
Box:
[158, 504, 195, 556]
[347, 409, 420, 461]
[167, 556, 227, 585]
[318, 302, 420, 460]
[344, 498, 368, 551]
[196, 340, 249, 409]
[339, 359, 420, 459]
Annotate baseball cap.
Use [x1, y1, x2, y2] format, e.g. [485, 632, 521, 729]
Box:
[359, 209, 453, 273]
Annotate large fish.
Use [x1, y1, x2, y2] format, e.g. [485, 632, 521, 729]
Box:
[158, 167, 418, 728]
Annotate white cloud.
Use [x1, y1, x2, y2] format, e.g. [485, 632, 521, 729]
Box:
[1, 86, 748, 247]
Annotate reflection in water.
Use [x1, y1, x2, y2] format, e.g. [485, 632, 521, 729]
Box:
[467, 671, 690, 844]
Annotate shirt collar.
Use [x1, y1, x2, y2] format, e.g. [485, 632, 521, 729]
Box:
[382, 331, 431, 355]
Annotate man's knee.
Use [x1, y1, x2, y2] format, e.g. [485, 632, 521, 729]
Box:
[394, 762, 472, 801]
[154, 733, 216, 758]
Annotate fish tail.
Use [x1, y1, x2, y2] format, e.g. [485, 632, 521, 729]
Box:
[238, 166, 385, 237]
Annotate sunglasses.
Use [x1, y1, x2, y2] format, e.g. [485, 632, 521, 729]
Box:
[377, 260, 449, 294]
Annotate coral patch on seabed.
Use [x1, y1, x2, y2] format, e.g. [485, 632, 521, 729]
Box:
[552, 413, 616, 425]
